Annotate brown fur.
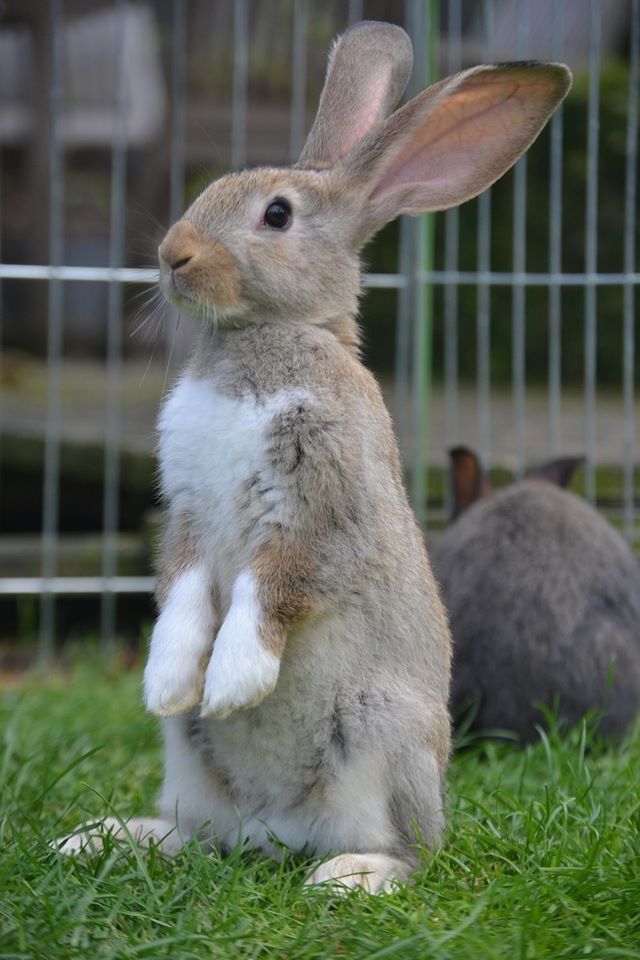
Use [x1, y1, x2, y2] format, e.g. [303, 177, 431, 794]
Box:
[155, 514, 200, 606]
[449, 447, 494, 519]
[159, 167, 364, 344]
[251, 532, 318, 656]
[158, 219, 243, 313]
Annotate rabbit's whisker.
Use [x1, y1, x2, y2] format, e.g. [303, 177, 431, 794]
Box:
[161, 312, 182, 397]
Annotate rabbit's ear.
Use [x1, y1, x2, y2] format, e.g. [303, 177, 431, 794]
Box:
[525, 457, 584, 488]
[449, 447, 492, 519]
[298, 21, 413, 169]
[340, 61, 572, 241]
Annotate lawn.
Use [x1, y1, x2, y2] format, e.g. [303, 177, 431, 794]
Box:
[1, 657, 639, 959]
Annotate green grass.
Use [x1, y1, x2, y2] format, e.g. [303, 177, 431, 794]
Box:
[1, 661, 639, 959]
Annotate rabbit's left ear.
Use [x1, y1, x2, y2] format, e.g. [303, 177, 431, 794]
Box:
[449, 447, 493, 519]
[339, 61, 572, 242]
[298, 21, 413, 169]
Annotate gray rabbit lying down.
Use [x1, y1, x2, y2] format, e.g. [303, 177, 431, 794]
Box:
[53, 23, 570, 891]
[432, 447, 640, 745]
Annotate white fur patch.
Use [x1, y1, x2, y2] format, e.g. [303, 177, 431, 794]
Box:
[201, 570, 280, 719]
[305, 853, 410, 894]
[326, 751, 395, 852]
[158, 379, 314, 600]
[144, 565, 214, 717]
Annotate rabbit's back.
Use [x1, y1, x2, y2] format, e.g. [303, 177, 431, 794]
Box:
[432, 481, 640, 740]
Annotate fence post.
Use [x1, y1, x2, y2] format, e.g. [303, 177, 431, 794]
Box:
[398, 0, 437, 525]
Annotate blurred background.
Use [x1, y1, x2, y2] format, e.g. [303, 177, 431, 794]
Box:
[0, 0, 637, 656]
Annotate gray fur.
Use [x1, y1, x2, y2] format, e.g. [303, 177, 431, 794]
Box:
[162, 318, 451, 865]
[432, 461, 640, 743]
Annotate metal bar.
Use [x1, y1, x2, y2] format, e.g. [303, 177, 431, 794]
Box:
[584, 0, 601, 503]
[170, 0, 187, 219]
[0, 265, 158, 282]
[100, 0, 128, 649]
[443, 0, 462, 500]
[476, 0, 494, 466]
[511, 0, 529, 477]
[347, 0, 364, 26]
[0, 577, 155, 596]
[2, 264, 640, 287]
[39, 0, 65, 659]
[623, 0, 639, 544]
[395, 222, 413, 450]
[0, 73, 3, 510]
[164, 0, 188, 375]
[395, 0, 424, 459]
[548, 0, 565, 456]
[411, 215, 429, 517]
[289, 0, 309, 161]
[421, 271, 640, 286]
[231, 0, 248, 170]
[410, 0, 438, 521]
[398, 0, 436, 522]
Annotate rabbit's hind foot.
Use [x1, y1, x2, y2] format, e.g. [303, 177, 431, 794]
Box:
[51, 816, 186, 857]
[305, 853, 411, 894]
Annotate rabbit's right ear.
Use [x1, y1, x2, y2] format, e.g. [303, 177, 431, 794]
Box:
[449, 447, 493, 519]
[525, 456, 584, 488]
[298, 21, 413, 169]
[338, 61, 572, 243]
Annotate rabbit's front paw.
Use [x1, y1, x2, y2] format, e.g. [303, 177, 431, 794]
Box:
[143, 567, 214, 717]
[201, 573, 280, 719]
[144, 634, 205, 717]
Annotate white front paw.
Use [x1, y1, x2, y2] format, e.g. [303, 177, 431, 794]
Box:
[143, 567, 214, 717]
[200, 582, 280, 719]
[144, 621, 205, 717]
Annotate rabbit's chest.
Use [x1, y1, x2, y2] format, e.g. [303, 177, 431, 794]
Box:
[158, 376, 309, 548]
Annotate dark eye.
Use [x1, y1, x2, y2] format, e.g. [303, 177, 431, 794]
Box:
[264, 198, 292, 230]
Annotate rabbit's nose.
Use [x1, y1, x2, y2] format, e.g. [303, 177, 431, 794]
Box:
[169, 254, 192, 272]
[158, 220, 202, 273]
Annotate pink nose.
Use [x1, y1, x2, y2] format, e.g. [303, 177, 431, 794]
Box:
[157, 219, 242, 311]
[168, 253, 192, 272]
[158, 220, 202, 273]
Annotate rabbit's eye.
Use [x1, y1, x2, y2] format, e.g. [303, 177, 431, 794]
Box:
[264, 199, 292, 230]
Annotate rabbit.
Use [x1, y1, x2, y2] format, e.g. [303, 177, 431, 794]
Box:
[432, 447, 640, 745]
[53, 22, 571, 892]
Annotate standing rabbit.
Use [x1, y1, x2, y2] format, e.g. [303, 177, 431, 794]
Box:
[432, 447, 640, 744]
[55, 22, 571, 891]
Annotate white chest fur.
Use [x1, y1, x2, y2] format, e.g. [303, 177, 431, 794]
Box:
[158, 376, 312, 582]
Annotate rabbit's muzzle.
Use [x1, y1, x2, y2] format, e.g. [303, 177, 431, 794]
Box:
[158, 219, 243, 314]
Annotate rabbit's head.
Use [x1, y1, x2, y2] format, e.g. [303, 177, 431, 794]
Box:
[447, 446, 585, 520]
[158, 21, 572, 334]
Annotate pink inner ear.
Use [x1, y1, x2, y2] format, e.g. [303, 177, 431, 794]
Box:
[338, 66, 392, 158]
[371, 72, 556, 205]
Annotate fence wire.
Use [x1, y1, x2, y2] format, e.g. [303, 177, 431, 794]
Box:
[0, 0, 637, 653]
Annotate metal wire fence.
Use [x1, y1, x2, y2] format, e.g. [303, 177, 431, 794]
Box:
[0, 0, 637, 654]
